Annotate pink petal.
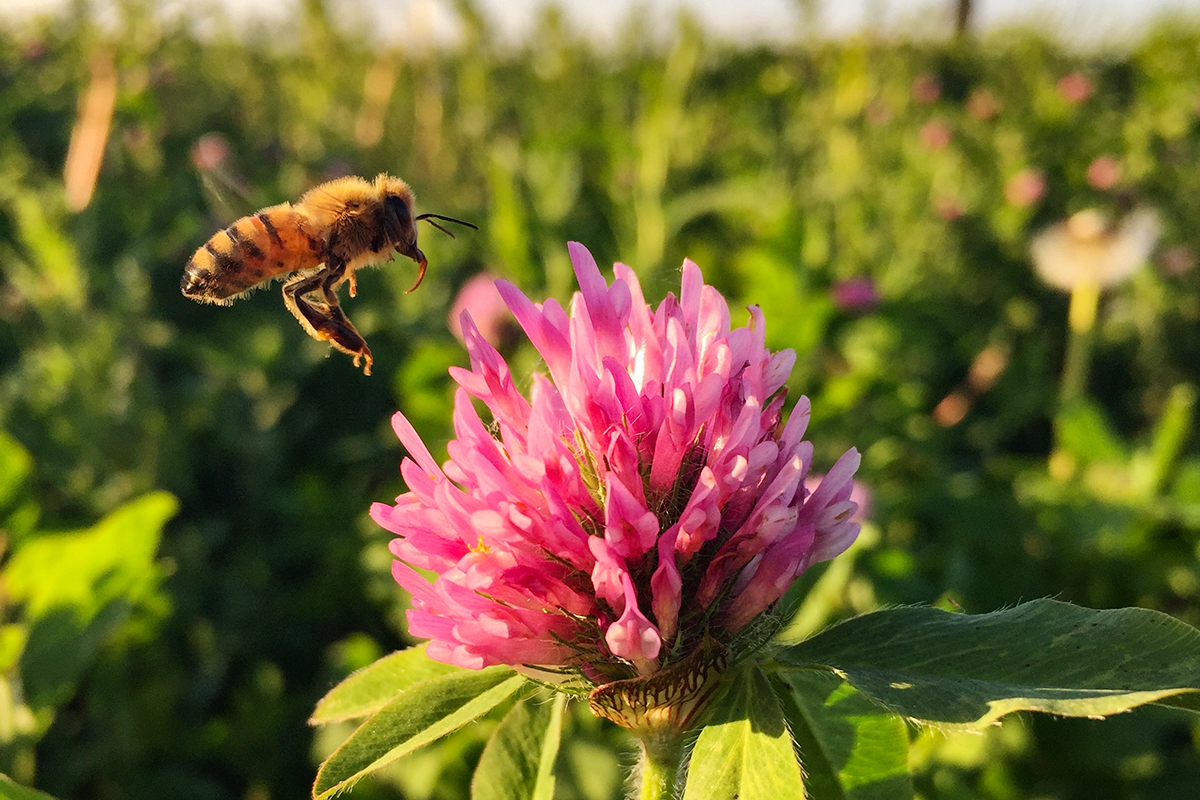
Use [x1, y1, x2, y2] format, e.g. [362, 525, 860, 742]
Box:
[651, 527, 682, 644]
[604, 574, 662, 673]
[391, 412, 441, 478]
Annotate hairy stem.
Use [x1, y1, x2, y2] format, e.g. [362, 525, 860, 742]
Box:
[637, 732, 685, 800]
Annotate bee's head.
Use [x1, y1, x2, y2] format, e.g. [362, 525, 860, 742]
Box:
[375, 176, 425, 290]
[375, 173, 478, 293]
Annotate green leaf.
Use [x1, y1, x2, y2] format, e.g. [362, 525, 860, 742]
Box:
[532, 695, 565, 800]
[5, 492, 177, 619]
[682, 663, 804, 800]
[0, 774, 60, 800]
[1146, 383, 1195, 493]
[0, 431, 32, 518]
[20, 601, 133, 710]
[775, 600, 1200, 729]
[313, 667, 526, 799]
[471, 692, 565, 800]
[310, 644, 461, 724]
[5, 493, 176, 709]
[1056, 400, 1126, 464]
[776, 670, 913, 800]
[555, 708, 624, 800]
[0, 183, 85, 310]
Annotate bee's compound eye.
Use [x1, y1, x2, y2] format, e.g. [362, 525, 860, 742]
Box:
[382, 195, 412, 246]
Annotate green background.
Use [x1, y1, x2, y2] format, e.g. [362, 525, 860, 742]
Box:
[1, 1, 1198, 797]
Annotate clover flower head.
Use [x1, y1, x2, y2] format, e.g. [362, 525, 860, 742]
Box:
[372, 243, 860, 686]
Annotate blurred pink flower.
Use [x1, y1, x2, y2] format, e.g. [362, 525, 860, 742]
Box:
[22, 39, 47, 61]
[1004, 169, 1046, 208]
[865, 98, 893, 126]
[372, 243, 860, 681]
[448, 273, 513, 347]
[912, 74, 942, 104]
[831, 277, 880, 312]
[935, 196, 965, 222]
[1160, 245, 1196, 276]
[1085, 156, 1121, 190]
[190, 133, 229, 172]
[919, 119, 952, 151]
[966, 89, 1001, 120]
[1057, 71, 1093, 104]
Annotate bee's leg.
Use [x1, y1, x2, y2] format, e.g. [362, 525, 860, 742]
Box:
[282, 265, 373, 375]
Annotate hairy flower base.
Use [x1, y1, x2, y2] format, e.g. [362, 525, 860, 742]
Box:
[373, 243, 861, 682]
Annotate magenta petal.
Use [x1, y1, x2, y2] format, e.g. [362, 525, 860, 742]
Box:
[720, 529, 809, 633]
[779, 397, 812, 457]
[649, 386, 694, 492]
[589, 536, 629, 608]
[651, 526, 683, 643]
[569, 241, 629, 363]
[603, 473, 658, 561]
[496, 280, 573, 383]
[800, 448, 862, 526]
[675, 467, 722, 561]
[391, 412, 442, 478]
[605, 574, 662, 672]
[455, 313, 531, 432]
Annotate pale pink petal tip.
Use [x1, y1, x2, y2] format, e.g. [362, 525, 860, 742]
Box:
[605, 577, 662, 672]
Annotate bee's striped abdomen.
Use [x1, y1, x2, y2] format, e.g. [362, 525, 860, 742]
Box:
[181, 204, 323, 303]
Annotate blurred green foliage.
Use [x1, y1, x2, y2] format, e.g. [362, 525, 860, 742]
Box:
[0, 0, 1198, 797]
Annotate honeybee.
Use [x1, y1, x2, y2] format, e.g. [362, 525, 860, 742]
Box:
[181, 173, 475, 375]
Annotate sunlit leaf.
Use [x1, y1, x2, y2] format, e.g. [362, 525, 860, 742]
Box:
[682, 663, 804, 800]
[5, 492, 176, 618]
[313, 668, 526, 799]
[1056, 400, 1126, 464]
[0, 432, 32, 517]
[471, 692, 565, 800]
[4, 493, 176, 709]
[0, 774, 60, 800]
[775, 600, 1200, 729]
[776, 670, 912, 800]
[310, 644, 461, 724]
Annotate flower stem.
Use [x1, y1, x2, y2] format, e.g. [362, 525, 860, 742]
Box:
[1061, 279, 1100, 405]
[638, 733, 685, 800]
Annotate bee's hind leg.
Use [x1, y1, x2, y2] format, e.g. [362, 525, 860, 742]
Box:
[282, 263, 373, 375]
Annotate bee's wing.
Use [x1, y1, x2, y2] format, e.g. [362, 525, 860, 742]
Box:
[192, 137, 265, 221]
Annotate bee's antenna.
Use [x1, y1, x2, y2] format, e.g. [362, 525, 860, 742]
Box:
[416, 213, 479, 240]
